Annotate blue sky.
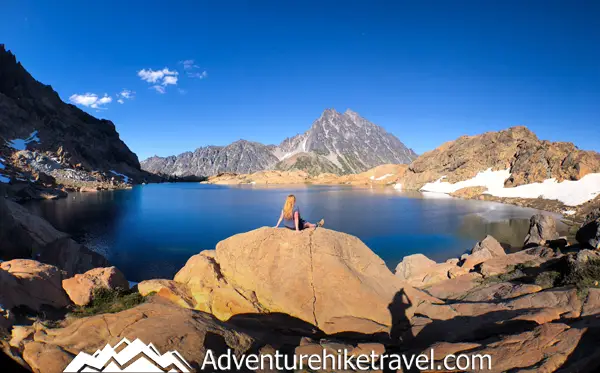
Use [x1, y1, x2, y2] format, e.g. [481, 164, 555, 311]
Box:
[2, 0, 599, 161]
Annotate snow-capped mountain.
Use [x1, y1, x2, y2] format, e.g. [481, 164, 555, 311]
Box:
[272, 108, 417, 174]
[141, 109, 417, 177]
[63, 338, 192, 372]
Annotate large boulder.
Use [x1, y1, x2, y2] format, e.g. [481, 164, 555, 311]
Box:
[0, 197, 109, 275]
[524, 214, 559, 248]
[462, 235, 506, 270]
[38, 237, 110, 278]
[2, 299, 255, 373]
[409, 287, 583, 346]
[0, 260, 70, 312]
[394, 254, 457, 287]
[0, 197, 68, 259]
[154, 227, 438, 335]
[479, 246, 555, 278]
[62, 267, 129, 306]
[395, 254, 436, 279]
[576, 208, 600, 250]
[420, 322, 586, 373]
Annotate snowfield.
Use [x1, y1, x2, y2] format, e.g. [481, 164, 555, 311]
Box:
[110, 170, 130, 183]
[419, 168, 600, 206]
[6, 130, 40, 151]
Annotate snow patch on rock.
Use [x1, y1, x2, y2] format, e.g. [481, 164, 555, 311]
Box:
[110, 170, 130, 183]
[420, 168, 511, 194]
[6, 130, 40, 151]
[420, 168, 600, 206]
[421, 191, 453, 199]
[375, 173, 393, 181]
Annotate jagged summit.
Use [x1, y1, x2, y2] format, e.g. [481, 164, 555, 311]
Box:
[142, 108, 417, 177]
[141, 139, 279, 177]
[272, 108, 417, 174]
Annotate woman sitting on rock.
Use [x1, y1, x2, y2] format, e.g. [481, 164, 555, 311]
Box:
[275, 194, 324, 231]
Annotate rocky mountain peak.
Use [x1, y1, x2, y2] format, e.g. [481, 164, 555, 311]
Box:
[344, 108, 360, 118]
[504, 125, 539, 141]
[318, 108, 341, 120]
[142, 108, 417, 177]
[0, 45, 61, 107]
[141, 139, 279, 177]
[0, 45, 146, 187]
[403, 125, 600, 190]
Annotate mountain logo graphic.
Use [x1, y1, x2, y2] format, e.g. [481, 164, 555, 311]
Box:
[63, 338, 193, 372]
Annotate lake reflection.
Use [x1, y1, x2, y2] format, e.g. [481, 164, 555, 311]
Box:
[25, 183, 563, 281]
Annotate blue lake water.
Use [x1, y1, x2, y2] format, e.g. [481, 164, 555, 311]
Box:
[25, 183, 559, 282]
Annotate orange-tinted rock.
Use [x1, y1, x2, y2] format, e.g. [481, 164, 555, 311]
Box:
[0, 260, 70, 311]
[401, 126, 600, 191]
[62, 267, 128, 306]
[462, 235, 506, 270]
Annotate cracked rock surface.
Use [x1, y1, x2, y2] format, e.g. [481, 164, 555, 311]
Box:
[140, 227, 437, 335]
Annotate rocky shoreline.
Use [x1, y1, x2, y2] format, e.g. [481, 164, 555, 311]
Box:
[2, 42, 600, 372]
[202, 166, 599, 224]
[190, 126, 600, 223]
[0, 145, 161, 203]
[1, 191, 600, 372]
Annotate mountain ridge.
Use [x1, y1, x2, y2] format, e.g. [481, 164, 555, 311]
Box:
[141, 108, 417, 177]
[0, 44, 155, 197]
[0, 45, 141, 175]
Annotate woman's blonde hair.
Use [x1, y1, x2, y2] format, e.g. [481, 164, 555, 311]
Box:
[283, 194, 296, 220]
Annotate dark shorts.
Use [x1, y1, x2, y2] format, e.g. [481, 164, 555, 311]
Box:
[285, 218, 306, 230]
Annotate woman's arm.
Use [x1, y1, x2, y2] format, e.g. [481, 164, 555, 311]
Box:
[294, 211, 300, 231]
[274, 211, 283, 228]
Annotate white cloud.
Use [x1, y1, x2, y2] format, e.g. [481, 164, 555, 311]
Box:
[117, 99, 125, 104]
[151, 85, 166, 94]
[97, 95, 112, 105]
[137, 68, 178, 83]
[188, 70, 208, 79]
[177, 88, 187, 95]
[180, 59, 208, 80]
[69, 93, 113, 109]
[69, 93, 98, 106]
[118, 89, 135, 99]
[162, 75, 178, 86]
[138, 68, 179, 93]
[180, 59, 199, 70]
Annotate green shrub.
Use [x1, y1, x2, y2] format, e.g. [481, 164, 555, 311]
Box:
[479, 268, 526, 285]
[534, 271, 561, 289]
[70, 287, 145, 318]
[560, 258, 600, 291]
